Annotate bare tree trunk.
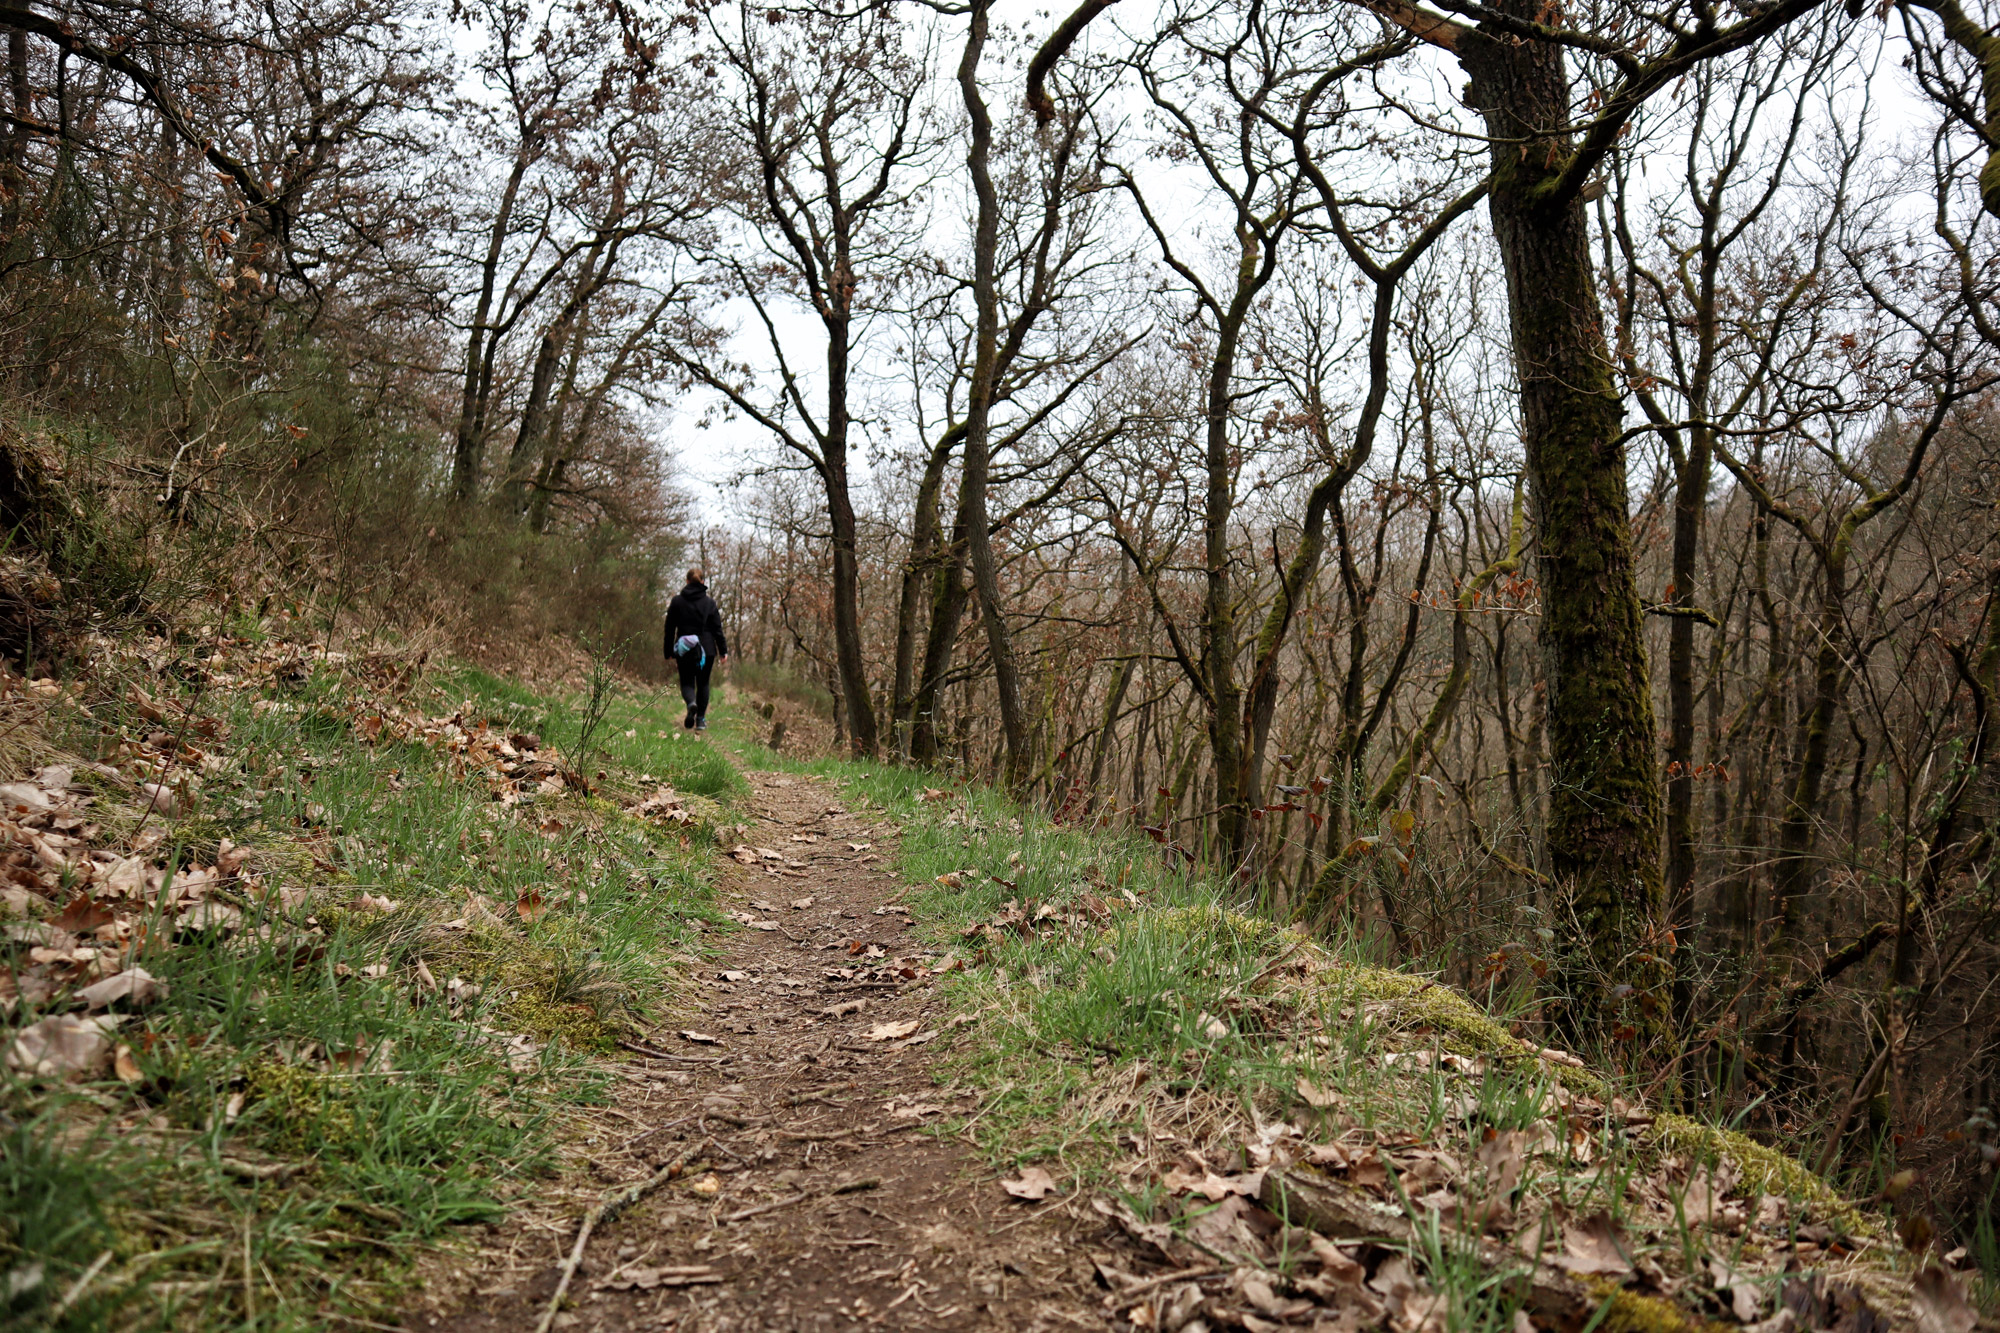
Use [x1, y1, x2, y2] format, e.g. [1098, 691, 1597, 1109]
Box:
[452, 141, 534, 505]
[911, 483, 973, 767]
[892, 427, 960, 758]
[956, 0, 1030, 789]
[1461, 8, 1666, 1030]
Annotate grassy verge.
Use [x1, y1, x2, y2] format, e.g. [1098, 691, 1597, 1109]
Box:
[718, 702, 1948, 1333]
[2, 635, 741, 1330]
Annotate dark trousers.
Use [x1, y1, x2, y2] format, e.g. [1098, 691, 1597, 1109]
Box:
[676, 652, 714, 718]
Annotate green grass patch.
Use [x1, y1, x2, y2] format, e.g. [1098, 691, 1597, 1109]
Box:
[1, 646, 741, 1330]
[713, 693, 1877, 1323]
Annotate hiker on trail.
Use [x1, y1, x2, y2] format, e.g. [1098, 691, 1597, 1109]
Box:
[665, 568, 727, 732]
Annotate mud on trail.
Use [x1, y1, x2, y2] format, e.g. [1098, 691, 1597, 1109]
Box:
[422, 769, 1108, 1333]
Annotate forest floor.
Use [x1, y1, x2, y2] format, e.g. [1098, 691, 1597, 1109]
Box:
[1, 630, 1985, 1333]
[419, 765, 1110, 1332]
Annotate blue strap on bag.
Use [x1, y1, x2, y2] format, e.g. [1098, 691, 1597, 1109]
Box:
[674, 634, 706, 669]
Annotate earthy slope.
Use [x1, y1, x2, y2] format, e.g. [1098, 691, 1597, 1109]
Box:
[414, 724, 1988, 1333]
[421, 767, 1111, 1332]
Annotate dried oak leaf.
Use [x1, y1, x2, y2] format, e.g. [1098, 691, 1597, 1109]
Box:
[1911, 1265, 1976, 1333]
[1554, 1211, 1634, 1277]
[1296, 1077, 1341, 1109]
[5, 1014, 121, 1079]
[51, 894, 114, 934]
[863, 1019, 920, 1041]
[1002, 1165, 1060, 1200]
[77, 967, 166, 1011]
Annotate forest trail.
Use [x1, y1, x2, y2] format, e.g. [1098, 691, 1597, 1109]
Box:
[424, 767, 1107, 1333]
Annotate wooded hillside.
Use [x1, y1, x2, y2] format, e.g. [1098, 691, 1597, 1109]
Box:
[2, 0, 1998, 1286]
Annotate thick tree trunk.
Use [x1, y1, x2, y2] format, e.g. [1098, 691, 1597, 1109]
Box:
[957, 0, 1031, 789]
[1461, 16, 1666, 1031]
[823, 389, 879, 759]
[891, 427, 959, 757]
[1204, 242, 1256, 860]
[504, 237, 610, 515]
[1664, 425, 1712, 956]
[911, 486, 973, 766]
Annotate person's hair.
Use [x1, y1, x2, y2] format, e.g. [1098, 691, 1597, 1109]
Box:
[686, 567, 704, 584]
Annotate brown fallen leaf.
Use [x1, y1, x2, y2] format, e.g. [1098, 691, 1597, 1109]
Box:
[52, 894, 115, 934]
[1349, 1153, 1390, 1193]
[1911, 1265, 1976, 1333]
[515, 890, 545, 921]
[1162, 1168, 1263, 1202]
[680, 1030, 721, 1045]
[1709, 1257, 1765, 1323]
[175, 900, 242, 932]
[1241, 1272, 1315, 1321]
[1002, 1166, 1060, 1200]
[791, 897, 815, 909]
[1555, 1211, 1634, 1277]
[1296, 1077, 1341, 1109]
[1476, 1127, 1528, 1200]
[1679, 1158, 1743, 1229]
[138, 782, 179, 818]
[5, 1014, 121, 1079]
[328, 1035, 395, 1073]
[687, 1173, 722, 1197]
[1308, 1234, 1366, 1286]
[864, 1019, 920, 1041]
[113, 1043, 143, 1084]
[77, 967, 167, 1011]
[1306, 1142, 1349, 1168]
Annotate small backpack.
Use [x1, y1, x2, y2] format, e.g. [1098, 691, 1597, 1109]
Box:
[673, 633, 705, 667]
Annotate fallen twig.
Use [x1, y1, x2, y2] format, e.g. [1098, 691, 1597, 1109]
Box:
[989, 1196, 1069, 1236]
[533, 1138, 710, 1333]
[1103, 1264, 1223, 1297]
[619, 1039, 728, 1064]
[721, 1191, 810, 1223]
[615, 1114, 696, 1154]
[52, 1249, 114, 1318]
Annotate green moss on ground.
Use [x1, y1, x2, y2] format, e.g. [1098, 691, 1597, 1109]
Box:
[1590, 1280, 1723, 1333]
[1650, 1113, 1847, 1210]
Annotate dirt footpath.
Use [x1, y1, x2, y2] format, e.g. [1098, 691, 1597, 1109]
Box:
[422, 770, 1107, 1332]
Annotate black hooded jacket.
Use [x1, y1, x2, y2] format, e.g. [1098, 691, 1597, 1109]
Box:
[664, 580, 727, 662]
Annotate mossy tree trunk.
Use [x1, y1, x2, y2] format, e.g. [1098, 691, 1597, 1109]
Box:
[1460, 11, 1667, 1033]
